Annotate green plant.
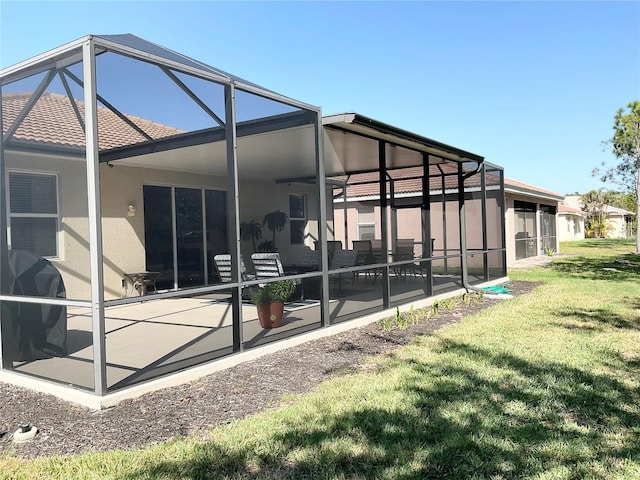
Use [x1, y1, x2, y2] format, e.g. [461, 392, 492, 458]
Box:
[442, 298, 457, 311]
[268, 280, 297, 303]
[431, 300, 440, 316]
[263, 210, 288, 250]
[380, 316, 394, 331]
[394, 306, 408, 329]
[240, 220, 263, 252]
[544, 246, 556, 256]
[462, 293, 471, 305]
[408, 304, 418, 325]
[249, 286, 272, 305]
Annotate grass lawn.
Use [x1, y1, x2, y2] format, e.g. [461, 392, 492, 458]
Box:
[2, 239, 640, 479]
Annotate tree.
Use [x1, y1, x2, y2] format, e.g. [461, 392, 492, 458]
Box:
[581, 188, 613, 238]
[595, 101, 640, 251]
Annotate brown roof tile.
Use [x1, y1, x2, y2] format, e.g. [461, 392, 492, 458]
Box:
[2, 91, 184, 152]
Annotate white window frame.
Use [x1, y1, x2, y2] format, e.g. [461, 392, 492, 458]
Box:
[289, 193, 306, 245]
[357, 206, 376, 240]
[6, 170, 61, 259]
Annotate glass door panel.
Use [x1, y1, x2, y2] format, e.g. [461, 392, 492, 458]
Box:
[143, 185, 174, 290]
[176, 188, 204, 288]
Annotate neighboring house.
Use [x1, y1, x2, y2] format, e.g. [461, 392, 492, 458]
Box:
[503, 179, 563, 264]
[564, 195, 635, 239]
[333, 174, 563, 268]
[557, 204, 587, 242]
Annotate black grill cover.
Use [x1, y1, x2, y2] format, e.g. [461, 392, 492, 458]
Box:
[2, 250, 67, 361]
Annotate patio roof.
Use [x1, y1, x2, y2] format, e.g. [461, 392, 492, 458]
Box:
[1, 34, 276, 96]
[323, 113, 484, 177]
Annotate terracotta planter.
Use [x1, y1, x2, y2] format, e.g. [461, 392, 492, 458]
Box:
[256, 301, 284, 328]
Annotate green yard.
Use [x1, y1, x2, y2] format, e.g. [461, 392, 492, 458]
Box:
[2, 239, 640, 479]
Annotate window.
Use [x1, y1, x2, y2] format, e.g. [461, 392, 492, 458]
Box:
[289, 194, 306, 244]
[8, 172, 59, 257]
[358, 206, 376, 240]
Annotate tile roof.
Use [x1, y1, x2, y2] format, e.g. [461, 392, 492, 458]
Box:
[503, 178, 563, 199]
[558, 204, 587, 216]
[2, 91, 184, 152]
[330, 163, 502, 199]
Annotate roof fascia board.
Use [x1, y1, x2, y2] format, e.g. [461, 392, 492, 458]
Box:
[1, 36, 90, 86]
[504, 186, 563, 202]
[324, 113, 485, 164]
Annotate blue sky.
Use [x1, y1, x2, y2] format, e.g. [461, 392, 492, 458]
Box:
[1, 1, 639, 195]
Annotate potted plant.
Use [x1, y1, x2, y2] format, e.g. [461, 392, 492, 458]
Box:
[250, 280, 297, 329]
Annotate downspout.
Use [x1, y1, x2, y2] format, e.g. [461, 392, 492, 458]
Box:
[458, 160, 486, 293]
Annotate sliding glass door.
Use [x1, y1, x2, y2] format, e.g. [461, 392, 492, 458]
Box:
[144, 185, 227, 290]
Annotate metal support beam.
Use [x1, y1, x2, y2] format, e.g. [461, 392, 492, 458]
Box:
[58, 71, 85, 133]
[3, 69, 56, 143]
[160, 66, 225, 128]
[0, 85, 7, 369]
[314, 111, 330, 328]
[458, 162, 469, 288]
[422, 153, 433, 297]
[64, 68, 154, 142]
[378, 140, 389, 309]
[224, 84, 243, 350]
[480, 164, 489, 281]
[83, 39, 107, 396]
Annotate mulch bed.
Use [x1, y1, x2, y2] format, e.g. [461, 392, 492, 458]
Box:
[0, 281, 538, 459]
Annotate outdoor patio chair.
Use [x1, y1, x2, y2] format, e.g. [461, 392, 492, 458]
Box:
[251, 252, 286, 279]
[213, 254, 255, 283]
[392, 240, 416, 278]
[352, 240, 385, 283]
[300, 249, 320, 269]
[251, 252, 304, 301]
[329, 249, 357, 293]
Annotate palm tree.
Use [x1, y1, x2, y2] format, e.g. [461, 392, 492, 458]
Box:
[240, 220, 262, 252]
[262, 210, 288, 250]
[581, 189, 613, 238]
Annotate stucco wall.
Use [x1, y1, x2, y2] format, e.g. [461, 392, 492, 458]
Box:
[558, 214, 585, 242]
[5, 154, 324, 300]
[6, 152, 92, 301]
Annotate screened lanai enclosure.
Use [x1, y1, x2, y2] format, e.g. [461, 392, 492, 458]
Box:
[0, 35, 506, 400]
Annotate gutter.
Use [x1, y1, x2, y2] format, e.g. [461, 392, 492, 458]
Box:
[458, 161, 491, 293]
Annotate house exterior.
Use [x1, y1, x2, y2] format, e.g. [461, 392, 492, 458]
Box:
[333, 174, 562, 268]
[503, 179, 563, 264]
[564, 195, 635, 239]
[557, 204, 587, 242]
[0, 35, 507, 405]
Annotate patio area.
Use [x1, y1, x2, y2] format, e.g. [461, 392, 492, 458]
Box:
[1, 34, 506, 404]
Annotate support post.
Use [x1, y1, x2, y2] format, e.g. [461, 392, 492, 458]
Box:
[83, 39, 107, 396]
[378, 141, 389, 309]
[315, 112, 330, 327]
[225, 84, 243, 350]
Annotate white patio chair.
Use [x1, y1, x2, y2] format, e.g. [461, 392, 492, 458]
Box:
[213, 254, 255, 283]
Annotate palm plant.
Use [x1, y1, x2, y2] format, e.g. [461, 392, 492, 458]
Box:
[240, 220, 263, 252]
[262, 210, 288, 250]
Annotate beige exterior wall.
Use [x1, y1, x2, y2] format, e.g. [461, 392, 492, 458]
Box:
[6, 153, 323, 300]
[504, 192, 560, 266]
[6, 152, 92, 301]
[558, 214, 585, 242]
[606, 215, 629, 239]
